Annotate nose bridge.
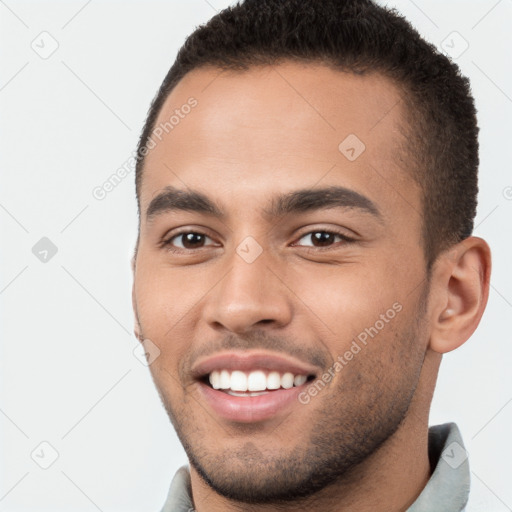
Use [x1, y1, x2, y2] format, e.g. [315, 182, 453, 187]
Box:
[204, 241, 293, 332]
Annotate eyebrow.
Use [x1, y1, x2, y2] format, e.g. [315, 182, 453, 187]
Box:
[146, 185, 382, 222]
[264, 186, 382, 220]
[146, 186, 224, 221]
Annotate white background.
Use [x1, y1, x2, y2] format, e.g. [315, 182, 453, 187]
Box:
[0, 0, 511, 510]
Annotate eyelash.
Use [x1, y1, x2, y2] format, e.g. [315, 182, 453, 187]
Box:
[160, 229, 356, 253]
[292, 230, 356, 250]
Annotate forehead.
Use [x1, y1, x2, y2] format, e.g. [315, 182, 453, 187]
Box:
[140, 62, 419, 222]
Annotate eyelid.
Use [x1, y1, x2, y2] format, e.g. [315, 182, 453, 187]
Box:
[159, 226, 357, 252]
[160, 227, 220, 251]
[290, 227, 357, 247]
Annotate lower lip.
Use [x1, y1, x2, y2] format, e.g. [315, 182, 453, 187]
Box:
[198, 381, 308, 423]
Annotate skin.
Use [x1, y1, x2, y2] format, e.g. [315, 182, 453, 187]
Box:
[132, 62, 491, 512]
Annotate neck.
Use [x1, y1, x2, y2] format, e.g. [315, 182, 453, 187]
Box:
[190, 350, 440, 512]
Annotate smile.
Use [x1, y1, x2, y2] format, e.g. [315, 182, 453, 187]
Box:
[192, 351, 319, 423]
[208, 369, 309, 395]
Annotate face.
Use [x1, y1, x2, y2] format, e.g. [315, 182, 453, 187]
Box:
[133, 62, 431, 503]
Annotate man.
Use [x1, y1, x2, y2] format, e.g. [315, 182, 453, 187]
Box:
[131, 0, 491, 510]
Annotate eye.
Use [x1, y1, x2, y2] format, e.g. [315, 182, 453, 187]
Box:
[163, 231, 218, 251]
[293, 230, 355, 248]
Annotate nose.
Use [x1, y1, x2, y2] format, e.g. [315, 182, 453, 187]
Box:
[202, 245, 294, 334]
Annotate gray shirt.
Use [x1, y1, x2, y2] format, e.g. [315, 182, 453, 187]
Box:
[160, 422, 469, 512]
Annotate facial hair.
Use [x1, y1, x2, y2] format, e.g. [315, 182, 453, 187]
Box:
[150, 306, 428, 505]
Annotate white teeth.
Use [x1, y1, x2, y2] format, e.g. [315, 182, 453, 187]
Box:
[208, 369, 309, 393]
[209, 370, 220, 389]
[281, 372, 294, 389]
[294, 374, 307, 386]
[230, 371, 248, 391]
[247, 370, 267, 392]
[227, 390, 268, 397]
[267, 371, 281, 390]
[219, 370, 231, 389]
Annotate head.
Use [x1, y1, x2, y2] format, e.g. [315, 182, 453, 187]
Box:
[131, 0, 490, 506]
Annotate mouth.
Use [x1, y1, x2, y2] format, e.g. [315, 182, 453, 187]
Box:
[192, 351, 319, 423]
[202, 369, 315, 396]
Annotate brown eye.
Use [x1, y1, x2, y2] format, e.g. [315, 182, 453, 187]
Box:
[165, 232, 215, 250]
[296, 231, 352, 248]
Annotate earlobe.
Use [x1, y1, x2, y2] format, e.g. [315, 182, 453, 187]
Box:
[429, 236, 491, 354]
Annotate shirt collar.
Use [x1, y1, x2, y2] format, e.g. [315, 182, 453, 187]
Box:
[407, 422, 470, 512]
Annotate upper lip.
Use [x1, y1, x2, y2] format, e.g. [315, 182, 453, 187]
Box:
[191, 350, 320, 380]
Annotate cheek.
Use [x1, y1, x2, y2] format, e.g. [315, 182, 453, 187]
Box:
[292, 265, 402, 343]
[134, 263, 206, 377]
[135, 261, 203, 332]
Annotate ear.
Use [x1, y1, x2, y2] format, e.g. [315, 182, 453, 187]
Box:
[428, 236, 491, 354]
[131, 253, 143, 343]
